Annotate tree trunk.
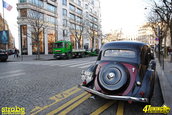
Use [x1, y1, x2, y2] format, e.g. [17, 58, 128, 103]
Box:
[76, 40, 78, 50]
[37, 36, 40, 60]
[38, 42, 40, 60]
[78, 40, 81, 49]
[92, 37, 94, 50]
[170, 28, 172, 62]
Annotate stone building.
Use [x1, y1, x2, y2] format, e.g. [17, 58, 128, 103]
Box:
[0, 14, 15, 49]
[17, 0, 101, 55]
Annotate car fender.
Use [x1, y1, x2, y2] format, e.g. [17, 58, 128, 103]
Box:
[135, 69, 155, 98]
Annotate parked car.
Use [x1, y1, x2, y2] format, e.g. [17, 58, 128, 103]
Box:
[6, 49, 15, 55]
[0, 49, 8, 62]
[79, 41, 156, 103]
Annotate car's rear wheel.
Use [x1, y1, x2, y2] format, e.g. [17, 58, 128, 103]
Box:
[97, 63, 130, 94]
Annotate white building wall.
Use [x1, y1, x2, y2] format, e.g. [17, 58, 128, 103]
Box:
[57, 0, 63, 41]
[27, 25, 32, 55]
[44, 28, 48, 54]
[18, 25, 21, 55]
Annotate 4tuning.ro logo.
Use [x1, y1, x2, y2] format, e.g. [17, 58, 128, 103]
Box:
[143, 105, 170, 114]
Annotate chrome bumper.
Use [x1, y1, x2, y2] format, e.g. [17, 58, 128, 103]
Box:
[78, 85, 148, 103]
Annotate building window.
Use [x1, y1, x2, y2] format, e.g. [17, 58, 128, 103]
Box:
[28, 0, 43, 7]
[70, 23, 75, 29]
[46, 15, 56, 24]
[62, 0, 67, 6]
[76, 25, 82, 30]
[62, 9, 67, 16]
[20, 0, 26, 3]
[51, 0, 56, 2]
[76, 16, 82, 23]
[28, 10, 44, 20]
[94, 17, 98, 22]
[20, 9, 27, 17]
[89, 15, 93, 20]
[63, 19, 67, 27]
[78, 0, 81, 6]
[90, 22, 93, 28]
[63, 29, 68, 37]
[45, 3, 57, 13]
[69, 4, 75, 11]
[91, 0, 94, 5]
[85, 4, 88, 9]
[76, 8, 82, 15]
[21, 25, 28, 54]
[94, 24, 98, 29]
[86, 12, 88, 17]
[69, 13, 75, 20]
[90, 8, 92, 13]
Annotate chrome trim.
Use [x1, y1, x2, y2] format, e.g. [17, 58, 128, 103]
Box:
[78, 85, 148, 103]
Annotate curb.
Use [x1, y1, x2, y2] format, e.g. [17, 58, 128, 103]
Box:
[155, 57, 172, 114]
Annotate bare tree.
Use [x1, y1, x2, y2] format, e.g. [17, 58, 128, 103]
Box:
[69, 20, 85, 49]
[86, 19, 100, 50]
[26, 7, 49, 60]
[147, 11, 168, 48]
[149, 0, 172, 61]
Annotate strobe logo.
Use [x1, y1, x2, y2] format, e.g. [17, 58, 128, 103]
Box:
[1, 106, 25, 115]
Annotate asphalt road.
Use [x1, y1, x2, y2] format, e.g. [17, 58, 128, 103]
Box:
[0, 57, 164, 115]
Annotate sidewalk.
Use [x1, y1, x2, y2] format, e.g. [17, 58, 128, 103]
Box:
[156, 55, 172, 115]
[7, 54, 54, 62]
[164, 56, 172, 87]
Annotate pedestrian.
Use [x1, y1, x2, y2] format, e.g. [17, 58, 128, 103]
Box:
[14, 48, 19, 58]
[17, 49, 20, 58]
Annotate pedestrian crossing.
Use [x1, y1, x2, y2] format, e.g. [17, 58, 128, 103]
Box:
[16, 60, 96, 69]
[0, 69, 26, 79]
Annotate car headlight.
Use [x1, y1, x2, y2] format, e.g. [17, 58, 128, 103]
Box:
[81, 70, 93, 84]
[62, 53, 65, 55]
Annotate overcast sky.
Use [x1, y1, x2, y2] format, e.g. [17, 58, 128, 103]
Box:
[100, 0, 149, 35]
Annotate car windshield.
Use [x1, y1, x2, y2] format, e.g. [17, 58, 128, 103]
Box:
[53, 42, 64, 48]
[104, 49, 136, 58]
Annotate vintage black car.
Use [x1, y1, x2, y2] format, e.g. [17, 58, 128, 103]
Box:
[79, 41, 156, 103]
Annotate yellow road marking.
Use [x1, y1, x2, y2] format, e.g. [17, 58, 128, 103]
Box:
[30, 86, 81, 115]
[58, 93, 92, 115]
[90, 101, 115, 115]
[116, 101, 124, 115]
[47, 92, 88, 115]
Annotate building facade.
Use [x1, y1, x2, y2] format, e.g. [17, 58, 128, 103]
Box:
[17, 0, 101, 55]
[0, 14, 15, 49]
[137, 23, 156, 45]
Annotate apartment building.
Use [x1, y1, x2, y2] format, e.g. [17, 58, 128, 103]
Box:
[17, 0, 101, 55]
[137, 23, 156, 45]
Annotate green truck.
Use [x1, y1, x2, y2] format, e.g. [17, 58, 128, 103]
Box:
[53, 41, 86, 59]
[52, 40, 98, 59]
